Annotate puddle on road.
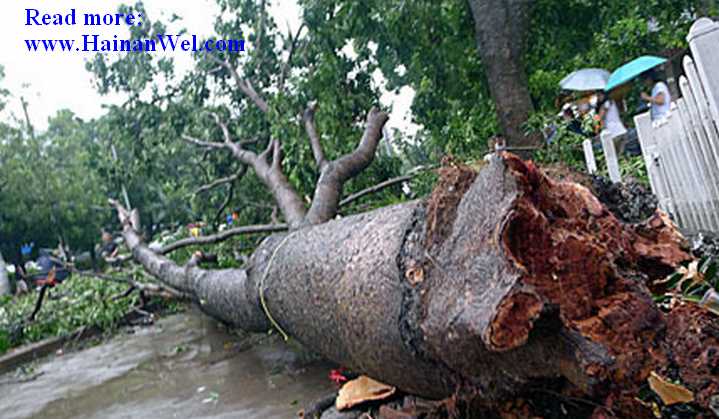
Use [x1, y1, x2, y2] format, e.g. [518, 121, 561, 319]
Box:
[0, 309, 336, 419]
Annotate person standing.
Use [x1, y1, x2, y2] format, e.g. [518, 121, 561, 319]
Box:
[0, 251, 9, 296]
[596, 92, 629, 152]
[641, 69, 672, 120]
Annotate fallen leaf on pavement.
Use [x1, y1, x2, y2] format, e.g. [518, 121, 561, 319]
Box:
[336, 375, 396, 411]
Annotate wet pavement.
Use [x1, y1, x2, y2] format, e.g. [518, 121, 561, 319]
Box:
[0, 309, 335, 419]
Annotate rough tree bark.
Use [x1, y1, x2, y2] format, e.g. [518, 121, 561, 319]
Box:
[468, 0, 539, 151]
[115, 154, 718, 417]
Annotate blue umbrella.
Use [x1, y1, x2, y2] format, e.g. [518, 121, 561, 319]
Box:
[559, 68, 610, 91]
[605, 55, 667, 92]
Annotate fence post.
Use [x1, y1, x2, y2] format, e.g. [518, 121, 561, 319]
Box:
[582, 139, 597, 174]
[636, 112, 679, 222]
[688, 18, 719, 123]
[635, 112, 662, 197]
[600, 131, 621, 183]
[679, 76, 719, 229]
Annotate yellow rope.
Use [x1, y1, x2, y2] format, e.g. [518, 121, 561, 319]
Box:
[258, 231, 297, 341]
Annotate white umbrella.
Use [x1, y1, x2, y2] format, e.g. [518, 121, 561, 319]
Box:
[560, 68, 610, 91]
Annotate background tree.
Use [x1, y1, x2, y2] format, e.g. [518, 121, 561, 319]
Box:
[0, 95, 107, 261]
[467, 0, 536, 150]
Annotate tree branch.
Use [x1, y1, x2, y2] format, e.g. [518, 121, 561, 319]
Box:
[339, 174, 414, 208]
[194, 166, 247, 196]
[208, 112, 234, 145]
[279, 23, 306, 92]
[76, 270, 190, 301]
[304, 107, 389, 225]
[214, 183, 234, 223]
[182, 134, 226, 150]
[158, 223, 288, 254]
[208, 55, 269, 113]
[303, 101, 326, 169]
[271, 138, 282, 171]
[184, 116, 307, 227]
[107, 198, 274, 333]
[109, 199, 200, 293]
[338, 165, 434, 208]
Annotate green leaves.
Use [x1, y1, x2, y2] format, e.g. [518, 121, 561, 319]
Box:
[0, 275, 141, 354]
[0, 109, 107, 259]
[654, 257, 719, 309]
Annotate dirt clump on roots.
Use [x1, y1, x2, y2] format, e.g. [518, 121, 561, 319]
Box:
[688, 231, 719, 260]
[589, 175, 658, 224]
[541, 163, 594, 187]
[538, 165, 658, 224]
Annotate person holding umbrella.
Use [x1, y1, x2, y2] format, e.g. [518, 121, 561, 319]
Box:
[555, 68, 610, 141]
[640, 68, 672, 120]
[605, 55, 670, 120]
[595, 91, 630, 154]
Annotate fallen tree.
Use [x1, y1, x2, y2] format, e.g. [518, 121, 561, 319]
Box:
[113, 150, 718, 417]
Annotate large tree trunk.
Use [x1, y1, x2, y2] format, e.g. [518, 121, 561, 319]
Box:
[116, 155, 718, 417]
[468, 0, 539, 151]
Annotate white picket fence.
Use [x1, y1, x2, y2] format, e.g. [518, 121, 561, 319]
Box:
[594, 18, 719, 233]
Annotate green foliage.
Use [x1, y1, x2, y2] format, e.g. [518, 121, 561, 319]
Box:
[527, 113, 590, 171]
[81, 0, 409, 235]
[0, 109, 108, 260]
[0, 275, 142, 354]
[655, 257, 719, 306]
[299, 0, 706, 162]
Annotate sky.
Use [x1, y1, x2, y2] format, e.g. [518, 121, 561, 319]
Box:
[0, 1, 416, 134]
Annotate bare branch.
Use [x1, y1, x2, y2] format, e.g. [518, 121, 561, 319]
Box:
[76, 270, 189, 301]
[182, 134, 226, 150]
[184, 125, 306, 228]
[279, 23, 306, 92]
[158, 223, 288, 254]
[208, 55, 269, 113]
[338, 165, 434, 208]
[271, 138, 282, 170]
[213, 183, 234, 223]
[339, 174, 413, 208]
[303, 101, 326, 169]
[110, 221, 287, 261]
[209, 112, 234, 145]
[194, 166, 247, 196]
[304, 108, 390, 225]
